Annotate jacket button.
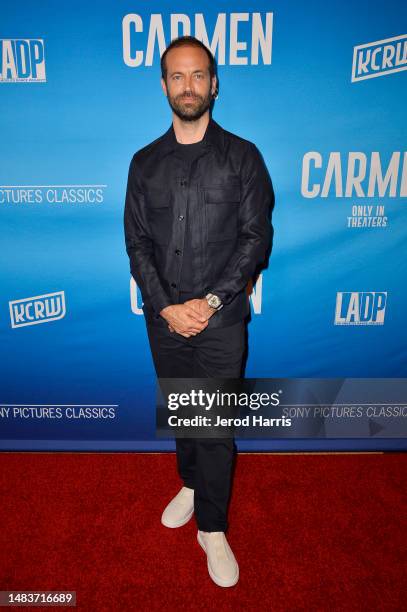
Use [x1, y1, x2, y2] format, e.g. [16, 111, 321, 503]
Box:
[180, 180, 187, 187]
[178, 215, 184, 221]
[171, 282, 177, 288]
[175, 249, 182, 255]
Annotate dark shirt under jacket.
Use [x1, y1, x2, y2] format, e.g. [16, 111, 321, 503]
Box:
[173, 139, 205, 299]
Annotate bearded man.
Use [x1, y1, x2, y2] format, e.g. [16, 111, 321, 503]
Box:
[124, 35, 274, 588]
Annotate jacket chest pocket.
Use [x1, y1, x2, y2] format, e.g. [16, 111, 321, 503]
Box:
[203, 184, 240, 242]
[146, 191, 172, 245]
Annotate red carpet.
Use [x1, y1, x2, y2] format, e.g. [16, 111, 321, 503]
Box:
[0, 452, 406, 611]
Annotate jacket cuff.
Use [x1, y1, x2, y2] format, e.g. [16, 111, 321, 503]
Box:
[206, 288, 235, 306]
[150, 293, 173, 320]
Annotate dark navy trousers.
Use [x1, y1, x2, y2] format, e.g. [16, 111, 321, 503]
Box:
[146, 319, 246, 532]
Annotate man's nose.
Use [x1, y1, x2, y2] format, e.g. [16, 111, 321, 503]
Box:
[184, 75, 193, 91]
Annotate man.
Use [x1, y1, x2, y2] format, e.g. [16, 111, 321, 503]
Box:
[124, 35, 274, 588]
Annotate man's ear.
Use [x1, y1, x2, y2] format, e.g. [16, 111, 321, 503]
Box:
[161, 77, 168, 97]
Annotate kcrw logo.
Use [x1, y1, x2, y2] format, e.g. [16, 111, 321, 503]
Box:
[9, 291, 66, 328]
[334, 292, 387, 326]
[351, 34, 407, 82]
[0, 39, 46, 82]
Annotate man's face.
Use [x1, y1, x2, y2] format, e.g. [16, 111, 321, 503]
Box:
[161, 45, 217, 122]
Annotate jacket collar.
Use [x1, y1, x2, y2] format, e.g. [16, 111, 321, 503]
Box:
[157, 116, 224, 159]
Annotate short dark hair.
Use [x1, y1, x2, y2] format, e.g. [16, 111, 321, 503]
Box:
[160, 35, 216, 82]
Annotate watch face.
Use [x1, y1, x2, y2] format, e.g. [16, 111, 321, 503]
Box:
[209, 295, 221, 308]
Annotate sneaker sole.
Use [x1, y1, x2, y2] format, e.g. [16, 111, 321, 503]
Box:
[161, 506, 194, 528]
[197, 531, 239, 587]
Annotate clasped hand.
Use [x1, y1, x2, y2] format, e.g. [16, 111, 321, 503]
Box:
[160, 299, 216, 338]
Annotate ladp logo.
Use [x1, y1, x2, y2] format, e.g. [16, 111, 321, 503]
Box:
[334, 292, 387, 325]
[0, 39, 46, 82]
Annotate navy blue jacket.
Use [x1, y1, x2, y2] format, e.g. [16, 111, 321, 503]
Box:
[124, 117, 274, 328]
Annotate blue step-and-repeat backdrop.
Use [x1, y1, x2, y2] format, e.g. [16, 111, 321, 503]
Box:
[1, 1, 406, 451]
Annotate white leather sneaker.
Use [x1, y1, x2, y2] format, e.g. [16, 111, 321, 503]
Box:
[197, 530, 239, 587]
[161, 486, 194, 528]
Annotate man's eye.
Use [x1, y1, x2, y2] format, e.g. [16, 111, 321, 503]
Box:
[194, 74, 203, 79]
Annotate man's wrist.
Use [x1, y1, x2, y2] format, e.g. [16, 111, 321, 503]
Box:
[203, 300, 217, 315]
[159, 304, 174, 320]
[205, 293, 223, 311]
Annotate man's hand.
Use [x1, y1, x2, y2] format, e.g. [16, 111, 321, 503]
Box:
[160, 304, 209, 338]
[184, 298, 217, 323]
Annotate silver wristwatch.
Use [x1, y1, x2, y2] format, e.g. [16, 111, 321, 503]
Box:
[205, 293, 223, 311]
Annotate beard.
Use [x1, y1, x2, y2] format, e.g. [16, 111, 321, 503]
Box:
[167, 88, 212, 122]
